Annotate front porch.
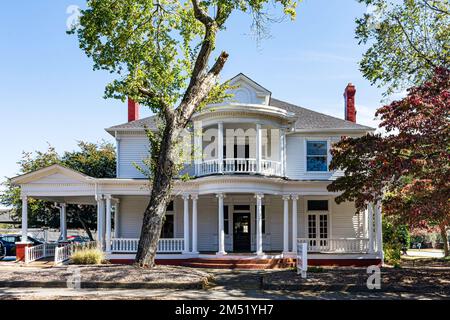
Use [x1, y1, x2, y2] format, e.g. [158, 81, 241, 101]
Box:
[11, 165, 383, 267]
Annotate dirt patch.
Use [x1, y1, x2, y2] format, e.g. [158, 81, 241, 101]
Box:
[262, 267, 450, 292]
[0, 264, 212, 289]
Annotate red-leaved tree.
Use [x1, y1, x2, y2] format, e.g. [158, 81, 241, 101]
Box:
[328, 67, 450, 256]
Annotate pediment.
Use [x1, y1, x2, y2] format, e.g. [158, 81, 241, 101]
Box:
[11, 164, 94, 185]
[227, 73, 271, 105]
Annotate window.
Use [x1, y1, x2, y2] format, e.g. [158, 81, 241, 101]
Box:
[161, 215, 174, 238]
[254, 205, 266, 234]
[306, 141, 328, 172]
[166, 201, 174, 212]
[307, 200, 329, 211]
[234, 205, 250, 211]
[224, 205, 229, 235]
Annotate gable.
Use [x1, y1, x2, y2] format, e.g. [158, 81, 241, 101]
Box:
[227, 73, 271, 105]
[11, 164, 94, 185]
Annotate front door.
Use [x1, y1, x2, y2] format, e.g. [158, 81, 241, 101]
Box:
[233, 212, 251, 252]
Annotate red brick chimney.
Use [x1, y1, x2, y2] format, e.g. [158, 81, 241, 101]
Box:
[344, 83, 356, 122]
[128, 98, 139, 122]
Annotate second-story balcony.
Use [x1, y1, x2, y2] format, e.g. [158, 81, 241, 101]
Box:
[197, 158, 282, 176]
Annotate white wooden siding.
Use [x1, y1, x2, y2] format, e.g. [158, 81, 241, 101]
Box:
[117, 135, 149, 179]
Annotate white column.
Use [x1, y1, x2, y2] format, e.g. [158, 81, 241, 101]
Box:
[368, 203, 374, 253]
[114, 200, 120, 238]
[216, 193, 226, 255]
[291, 194, 298, 252]
[256, 123, 262, 173]
[282, 195, 290, 253]
[105, 195, 112, 253]
[218, 122, 224, 173]
[191, 194, 199, 254]
[194, 121, 202, 176]
[280, 128, 286, 176]
[375, 202, 383, 255]
[60, 203, 67, 241]
[21, 195, 28, 242]
[182, 194, 190, 254]
[96, 195, 104, 248]
[255, 193, 264, 255]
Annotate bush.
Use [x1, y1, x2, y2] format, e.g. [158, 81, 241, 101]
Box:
[382, 218, 410, 266]
[70, 248, 104, 265]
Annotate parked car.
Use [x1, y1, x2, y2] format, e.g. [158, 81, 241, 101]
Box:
[0, 241, 5, 260]
[0, 234, 43, 257]
[57, 235, 90, 244]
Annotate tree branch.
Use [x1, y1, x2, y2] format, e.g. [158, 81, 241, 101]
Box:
[191, 0, 214, 26]
[394, 15, 437, 69]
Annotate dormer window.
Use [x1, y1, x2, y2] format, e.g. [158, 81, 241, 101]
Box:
[306, 141, 328, 172]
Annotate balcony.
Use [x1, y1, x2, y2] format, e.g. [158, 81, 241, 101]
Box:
[196, 158, 282, 177]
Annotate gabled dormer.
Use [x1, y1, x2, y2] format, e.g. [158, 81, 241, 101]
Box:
[227, 73, 271, 105]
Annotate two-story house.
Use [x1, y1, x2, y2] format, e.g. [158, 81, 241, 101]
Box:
[12, 74, 383, 268]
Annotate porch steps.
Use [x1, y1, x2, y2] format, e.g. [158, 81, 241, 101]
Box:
[177, 258, 296, 270]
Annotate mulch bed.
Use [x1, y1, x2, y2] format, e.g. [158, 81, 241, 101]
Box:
[0, 264, 212, 289]
[262, 267, 450, 292]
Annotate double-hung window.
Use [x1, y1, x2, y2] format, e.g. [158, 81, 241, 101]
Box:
[306, 141, 328, 172]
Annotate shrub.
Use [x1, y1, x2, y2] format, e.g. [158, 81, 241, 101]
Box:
[382, 217, 410, 267]
[70, 248, 104, 265]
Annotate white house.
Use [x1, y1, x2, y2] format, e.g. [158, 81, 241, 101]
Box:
[12, 74, 383, 267]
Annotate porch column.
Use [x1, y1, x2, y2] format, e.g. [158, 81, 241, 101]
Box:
[105, 195, 112, 253]
[113, 200, 120, 238]
[191, 194, 199, 254]
[256, 123, 262, 173]
[60, 203, 67, 241]
[194, 121, 202, 176]
[96, 195, 105, 249]
[182, 194, 190, 254]
[368, 203, 374, 253]
[21, 195, 28, 242]
[375, 202, 383, 256]
[216, 193, 226, 255]
[218, 122, 224, 173]
[280, 128, 286, 176]
[282, 195, 290, 254]
[255, 193, 264, 255]
[291, 194, 298, 252]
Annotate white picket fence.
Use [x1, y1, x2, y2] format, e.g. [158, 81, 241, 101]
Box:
[54, 241, 97, 265]
[24, 243, 59, 264]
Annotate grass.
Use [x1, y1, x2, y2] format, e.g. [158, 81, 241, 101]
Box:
[70, 248, 105, 265]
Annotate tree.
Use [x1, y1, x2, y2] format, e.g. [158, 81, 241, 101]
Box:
[328, 67, 450, 256]
[356, 0, 450, 96]
[70, 0, 298, 267]
[1, 142, 116, 240]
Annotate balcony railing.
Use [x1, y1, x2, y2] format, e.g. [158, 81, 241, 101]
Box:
[297, 238, 370, 253]
[111, 238, 185, 253]
[197, 158, 282, 177]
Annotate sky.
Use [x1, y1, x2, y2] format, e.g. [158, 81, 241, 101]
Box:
[0, 0, 387, 207]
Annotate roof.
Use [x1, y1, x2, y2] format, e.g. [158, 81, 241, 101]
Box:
[268, 98, 374, 131]
[106, 97, 374, 133]
[11, 164, 95, 185]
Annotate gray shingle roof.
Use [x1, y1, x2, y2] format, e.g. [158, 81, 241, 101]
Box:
[106, 98, 374, 133]
[269, 98, 374, 131]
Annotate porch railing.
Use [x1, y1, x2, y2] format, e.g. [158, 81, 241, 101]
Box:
[54, 241, 97, 265]
[111, 238, 185, 253]
[197, 158, 282, 176]
[297, 238, 370, 253]
[24, 242, 60, 264]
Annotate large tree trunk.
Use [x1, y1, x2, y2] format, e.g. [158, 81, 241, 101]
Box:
[439, 223, 449, 257]
[135, 123, 178, 267]
[76, 210, 94, 241]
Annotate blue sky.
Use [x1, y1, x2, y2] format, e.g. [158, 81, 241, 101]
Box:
[0, 0, 386, 204]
